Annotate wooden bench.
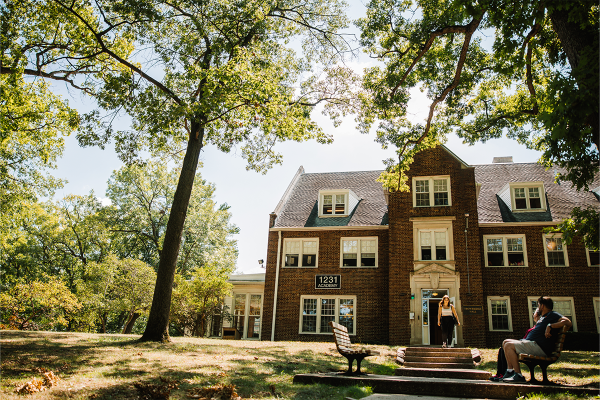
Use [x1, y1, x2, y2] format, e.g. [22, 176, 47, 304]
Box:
[329, 321, 379, 375]
[518, 325, 569, 385]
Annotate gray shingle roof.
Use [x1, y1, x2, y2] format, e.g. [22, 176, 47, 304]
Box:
[474, 163, 600, 223]
[273, 170, 388, 228]
[272, 160, 599, 228]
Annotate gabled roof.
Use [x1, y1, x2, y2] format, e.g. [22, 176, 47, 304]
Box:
[474, 163, 600, 223]
[272, 170, 388, 228]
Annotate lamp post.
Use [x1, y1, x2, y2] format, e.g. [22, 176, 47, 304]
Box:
[258, 259, 264, 268]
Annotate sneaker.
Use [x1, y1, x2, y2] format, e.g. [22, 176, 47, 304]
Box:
[501, 371, 515, 381]
[503, 373, 526, 383]
[489, 374, 504, 382]
[442, 343, 447, 348]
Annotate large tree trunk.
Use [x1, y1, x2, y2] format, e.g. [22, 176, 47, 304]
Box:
[140, 123, 205, 342]
[122, 312, 140, 334]
[549, 2, 599, 148]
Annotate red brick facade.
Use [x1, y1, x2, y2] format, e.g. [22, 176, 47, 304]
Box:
[261, 146, 599, 347]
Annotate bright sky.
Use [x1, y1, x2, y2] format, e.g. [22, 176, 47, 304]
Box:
[51, 4, 544, 275]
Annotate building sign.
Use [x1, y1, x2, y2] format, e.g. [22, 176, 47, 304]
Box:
[315, 274, 341, 289]
[462, 305, 484, 315]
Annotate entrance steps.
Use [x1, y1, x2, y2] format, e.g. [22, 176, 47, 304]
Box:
[399, 347, 475, 370]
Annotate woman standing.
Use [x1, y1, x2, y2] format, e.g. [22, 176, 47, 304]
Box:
[437, 295, 460, 348]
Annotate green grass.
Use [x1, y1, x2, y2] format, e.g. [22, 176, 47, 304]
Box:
[1, 331, 598, 399]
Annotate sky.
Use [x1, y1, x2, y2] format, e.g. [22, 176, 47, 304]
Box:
[51, 3, 545, 275]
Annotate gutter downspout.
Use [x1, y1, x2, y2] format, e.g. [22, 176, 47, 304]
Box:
[271, 231, 282, 341]
[465, 213, 470, 294]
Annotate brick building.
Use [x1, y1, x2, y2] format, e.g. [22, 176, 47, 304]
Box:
[252, 145, 599, 348]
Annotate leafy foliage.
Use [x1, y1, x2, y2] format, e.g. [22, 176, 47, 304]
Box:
[545, 206, 599, 251]
[0, 275, 81, 330]
[357, 0, 598, 192]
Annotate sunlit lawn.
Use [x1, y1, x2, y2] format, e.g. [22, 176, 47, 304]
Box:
[1, 331, 597, 399]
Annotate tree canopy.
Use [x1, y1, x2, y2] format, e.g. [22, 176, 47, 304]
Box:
[3, 0, 357, 340]
[357, 0, 598, 192]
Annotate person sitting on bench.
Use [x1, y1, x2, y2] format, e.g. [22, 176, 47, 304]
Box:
[500, 296, 572, 383]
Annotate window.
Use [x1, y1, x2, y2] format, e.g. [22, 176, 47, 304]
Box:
[506, 182, 546, 211]
[412, 176, 451, 207]
[483, 235, 527, 267]
[543, 234, 569, 267]
[487, 297, 512, 331]
[283, 238, 318, 268]
[527, 296, 577, 331]
[322, 193, 346, 215]
[587, 249, 600, 267]
[299, 296, 356, 334]
[340, 237, 378, 267]
[418, 230, 447, 261]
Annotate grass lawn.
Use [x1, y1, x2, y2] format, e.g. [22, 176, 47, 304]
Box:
[1, 330, 598, 400]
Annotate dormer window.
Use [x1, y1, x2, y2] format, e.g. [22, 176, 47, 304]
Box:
[412, 176, 451, 207]
[318, 190, 360, 217]
[497, 182, 546, 212]
[514, 187, 542, 210]
[322, 194, 346, 215]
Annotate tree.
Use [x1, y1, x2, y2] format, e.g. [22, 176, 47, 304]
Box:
[105, 160, 239, 276]
[0, 275, 81, 330]
[356, 0, 598, 192]
[4, 0, 357, 341]
[170, 262, 233, 337]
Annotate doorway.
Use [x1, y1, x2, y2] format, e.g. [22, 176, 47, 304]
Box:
[421, 289, 448, 345]
[428, 300, 443, 345]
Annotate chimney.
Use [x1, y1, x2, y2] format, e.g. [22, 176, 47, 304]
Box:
[492, 156, 513, 163]
[269, 212, 277, 228]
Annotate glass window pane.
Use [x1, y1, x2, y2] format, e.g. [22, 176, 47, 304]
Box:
[303, 254, 316, 267]
[302, 315, 316, 332]
[343, 253, 357, 267]
[361, 254, 376, 266]
[234, 294, 246, 315]
[589, 251, 600, 266]
[487, 238, 503, 252]
[250, 295, 261, 316]
[339, 299, 354, 332]
[303, 241, 317, 254]
[416, 180, 429, 193]
[507, 238, 522, 252]
[322, 195, 332, 214]
[434, 179, 447, 192]
[529, 197, 542, 208]
[548, 251, 565, 266]
[303, 298, 317, 315]
[528, 187, 540, 198]
[514, 188, 525, 198]
[421, 232, 432, 246]
[285, 254, 299, 267]
[434, 232, 446, 246]
[487, 252, 504, 266]
[361, 240, 376, 253]
[434, 192, 448, 205]
[492, 315, 509, 330]
[416, 193, 430, 206]
[435, 247, 446, 260]
[421, 247, 432, 260]
[343, 240, 358, 253]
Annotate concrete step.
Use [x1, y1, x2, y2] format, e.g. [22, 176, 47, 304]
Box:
[394, 367, 491, 380]
[404, 355, 473, 363]
[293, 373, 600, 399]
[404, 362, 474, 369]
[405, 350, 471, 358]
[405, 347, 470, 355]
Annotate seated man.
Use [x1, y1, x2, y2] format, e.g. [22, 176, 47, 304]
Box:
[501, 296, 572, 383]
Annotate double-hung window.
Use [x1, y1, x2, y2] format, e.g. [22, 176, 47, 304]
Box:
[543, 234, 568, 267]
[340, 237, 378, 267]
[483, 235, 527, 267]
[514, 187, 542, 209]
[418, 230, 447, 261]
[587, 249, 600, 267]
[299, 296, 356, 334]
[487, 297, 512, 331]
[283, 238, 318, 267]
[528, 296, 577, 331]
[413, 176, 451, 207]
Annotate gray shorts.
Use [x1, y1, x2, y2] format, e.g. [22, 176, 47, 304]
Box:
[514, 340, 547, 357]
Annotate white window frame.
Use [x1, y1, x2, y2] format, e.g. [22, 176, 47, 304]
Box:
[593, 297, 600, 333]
[527, 296, 577, 332]
[282, 238, 319, 268]
[586, 248, 600, 267]
[412, 176, 452, 207]
[483, 235, 528, 267]
[510, 182, 546, 212]
[487, 296, 513, 332]
[340, 237, 378, 268]
[543, 234, 569, 267]
[318, 190, 349, 217]
[299, 295, 357, 335]
[417, 228, 450, 261]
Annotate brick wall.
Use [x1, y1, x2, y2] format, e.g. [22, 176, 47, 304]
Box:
[387, 146, 486, 347]
[480, 225, 600, 348]
[262, 229, 389, 343]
